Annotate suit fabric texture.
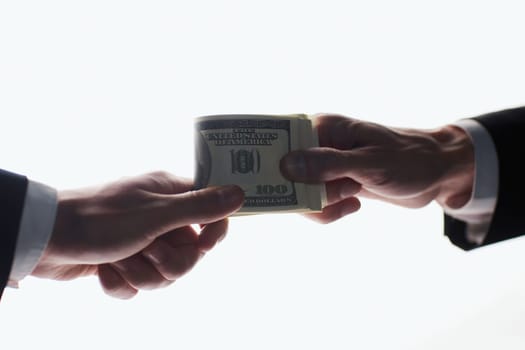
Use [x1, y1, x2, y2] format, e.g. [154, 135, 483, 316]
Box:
[0, 169, 28, 299]
[445, 107, 525, 250]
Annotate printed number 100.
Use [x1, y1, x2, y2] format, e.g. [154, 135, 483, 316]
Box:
[256, 184, 288, 195]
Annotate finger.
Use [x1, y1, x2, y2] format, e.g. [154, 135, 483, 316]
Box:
[142, 172, 194, 194]
[198, 219, 229, 253]
[120, 171, 194, 194]
[281, 147, 369, 183]
[32, 264, 97, 281]
[324, 178, 362, 206]
[313, 114, 355, 148]
[142, 238, 200, 281]
[304, 197, 361, 224]
[161, 225, 199, 246]
[358, 187, 438, 209]
[98, 264, 138, 299]
[314, 115, 388, 149]
[111, 254, 173, 290]
[149, 185, 244, 238]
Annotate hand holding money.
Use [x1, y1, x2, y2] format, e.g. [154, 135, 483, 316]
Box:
[195, 114, 326, 215]
[280, 113, 476, 224]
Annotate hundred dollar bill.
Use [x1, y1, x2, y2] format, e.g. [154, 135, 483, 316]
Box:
[194, 114, 326, 215]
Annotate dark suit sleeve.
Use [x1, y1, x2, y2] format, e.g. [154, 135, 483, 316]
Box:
[445, 107, 525, 250]
[0, 169, 28, 298]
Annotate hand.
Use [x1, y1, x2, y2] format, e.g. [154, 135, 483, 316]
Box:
[280, 115, 474, 223]
[32, 171, 244, 299]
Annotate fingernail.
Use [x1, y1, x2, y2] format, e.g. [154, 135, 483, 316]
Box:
[281, 152, 306, 178]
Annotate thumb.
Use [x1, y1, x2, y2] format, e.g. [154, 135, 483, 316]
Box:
[280, 147, 369, 183]
[152, 185, 244, 237]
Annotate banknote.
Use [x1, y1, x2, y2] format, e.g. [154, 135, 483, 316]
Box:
[194, 114, 326, 215]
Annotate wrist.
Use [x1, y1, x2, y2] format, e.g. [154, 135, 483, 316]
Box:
[40, 190, 79, 264]
[430, 125, 475, 209]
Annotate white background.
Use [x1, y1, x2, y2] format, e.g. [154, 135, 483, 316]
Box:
[1, 1, 525, 349]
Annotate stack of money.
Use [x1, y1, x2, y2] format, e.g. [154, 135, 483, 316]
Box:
[194, 114, 326, 215]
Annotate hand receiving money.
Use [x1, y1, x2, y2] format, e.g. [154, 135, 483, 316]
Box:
[280, 114, 474, 223]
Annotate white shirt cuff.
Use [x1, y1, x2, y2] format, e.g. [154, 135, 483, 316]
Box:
[8, 180, 58, 286]
[444, 119, 499, 245]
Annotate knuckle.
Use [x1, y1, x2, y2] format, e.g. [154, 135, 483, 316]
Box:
[143, 244, 197, 281]
[307, 149, 347, 181]
[147, 170, 172, 179]
[347, 119, 365, 134]
[146, 170, 173, 183]
[111, 260, 166, 290]
[184, 188, 218, 212]
[165, 254, 197, 280]
[149, 262, 180, 281]
[146, 171, 177, 192]
[365, 169, 391, 187]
